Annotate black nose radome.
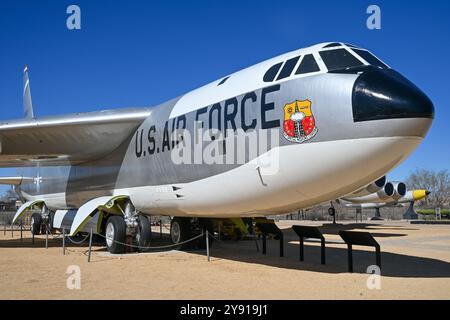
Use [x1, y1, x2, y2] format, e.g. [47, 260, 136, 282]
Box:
[352, 68, 434, 122]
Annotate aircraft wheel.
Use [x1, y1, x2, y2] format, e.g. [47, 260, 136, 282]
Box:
[48, 211, 55, 234]
[136, 215, 152, 252]
[43, 211, 55, 235]
[105, 216, 126, 254]
[328, 207, 337, 224]
[31, 213, 42, 235]
[170, 217, 192, 249]
[328, 207, 336, 216]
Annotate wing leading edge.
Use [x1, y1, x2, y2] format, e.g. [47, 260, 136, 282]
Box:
[0, 108, 152, 167]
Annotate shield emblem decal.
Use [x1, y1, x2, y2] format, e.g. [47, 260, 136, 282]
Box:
[283, 100, 318, 143]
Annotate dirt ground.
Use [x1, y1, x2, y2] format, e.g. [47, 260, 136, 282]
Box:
[1, 220, 450, 300]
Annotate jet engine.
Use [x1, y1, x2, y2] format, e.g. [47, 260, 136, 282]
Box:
[343, 180, 406, 204]
[389, 181, 407, 201]
[366, 176, 387, 194]
[346, 176, 386, 197]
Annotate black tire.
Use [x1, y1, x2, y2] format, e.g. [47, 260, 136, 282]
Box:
[328, 207, 336, 216]
[170, 217, 192, 249]
[105, 216, 126, 254]
[31, 213, 42, 235]
[136, 215, 152, 252]
[45, 211, 55, 234]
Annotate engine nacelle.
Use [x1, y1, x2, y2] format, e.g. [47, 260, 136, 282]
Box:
[389, 181, 407, 201]
[374, 182, 394, 201]
[366, 176, 387, 194]
[346, 176, 386, 197]
[343, 180, 405, 204]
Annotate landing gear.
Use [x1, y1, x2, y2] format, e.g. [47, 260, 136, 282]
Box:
[136, 215, 152, 252]
[170, 217, 192, 249]
[123, 201, 139, 234]
[328, 206, 336, 224]
[31, 213, 42, 235]
[123, 201, 152, 251]
[40, 205, 54, 234]
[30, 206, 54, 235]
[104, 201, 152, 254]
[105, 216, 126, 254]
[170, 217, 214, 249]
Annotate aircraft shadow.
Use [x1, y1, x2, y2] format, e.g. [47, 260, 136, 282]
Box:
[3, 228, 450, 278]
[0, 231, 171, 249]
[0, 235, 102, 248]
[313, 223, 415, 237]
[204, 230, 450, 278]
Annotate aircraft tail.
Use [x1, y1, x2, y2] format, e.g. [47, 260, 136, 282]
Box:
[23, 65, 34, 119]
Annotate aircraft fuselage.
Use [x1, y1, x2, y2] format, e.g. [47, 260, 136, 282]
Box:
[15, 43, 434, 218]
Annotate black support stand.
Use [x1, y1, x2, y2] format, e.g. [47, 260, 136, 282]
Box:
[292, 225, 326, 264]
[403, 201, 419, 220]
[255, 222, 284, 257]
[339, 231, 381, 273]
[371, 208, 383, 221]
[347, 244, 353, 272]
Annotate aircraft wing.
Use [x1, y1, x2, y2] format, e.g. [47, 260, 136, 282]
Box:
[340, 200, 394, 209]
[0, 108, 151, 167]
[0, 176, 35, 185]
[343, 176, 386, 198]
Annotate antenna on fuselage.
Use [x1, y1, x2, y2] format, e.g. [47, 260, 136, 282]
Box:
[23, 65, 34, 119]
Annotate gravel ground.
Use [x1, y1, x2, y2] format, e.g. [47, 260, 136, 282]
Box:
[1, 220, 449, 300]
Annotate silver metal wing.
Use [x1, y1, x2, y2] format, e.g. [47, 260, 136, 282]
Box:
[0, 107, 151, 167]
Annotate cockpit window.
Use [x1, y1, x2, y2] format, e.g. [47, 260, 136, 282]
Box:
[323, 43, 341, 48]
[217, 76, 230, 86]
[277, 56, 300, 80]
[351, 49, 388, 69]
[319, 48, 363, 71]
[263, 62, 283, 82]
[345, 43, 361, 49]
[295, 54, 320, 74]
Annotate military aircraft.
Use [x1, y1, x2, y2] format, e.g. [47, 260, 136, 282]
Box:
[337, 175, 430, 219]
[0, 42, 434, 253]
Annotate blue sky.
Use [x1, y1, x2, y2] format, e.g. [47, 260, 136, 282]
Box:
[0, 0, 449, 194]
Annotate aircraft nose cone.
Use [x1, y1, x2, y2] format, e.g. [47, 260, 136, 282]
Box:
[352, 68, 434, 123]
